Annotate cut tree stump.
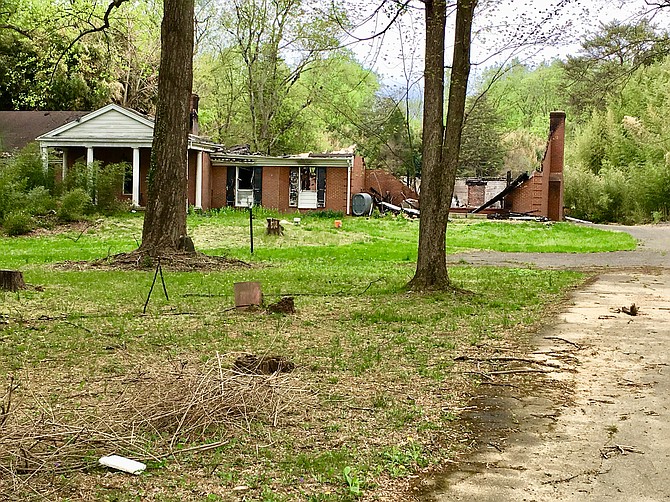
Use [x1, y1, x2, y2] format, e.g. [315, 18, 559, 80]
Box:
[0, 270, 26, 292]
[266, 218, 284, 236]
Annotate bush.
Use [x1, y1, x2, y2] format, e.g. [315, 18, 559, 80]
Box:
[25, 186, 57, 215]
[58, 189, 92, 222]
[13, 143, 51, 191]
[96, 162, 127, 214]
[3, 211, 34, 236]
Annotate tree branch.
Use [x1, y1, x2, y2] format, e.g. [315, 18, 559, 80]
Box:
[50, 0, 131, 83]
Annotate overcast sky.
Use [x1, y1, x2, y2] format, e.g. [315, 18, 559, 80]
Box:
[345, 0, 668, 92]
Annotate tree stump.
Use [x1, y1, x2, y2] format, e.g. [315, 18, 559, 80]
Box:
[0, 270, 26, 292]
[266, 218, 284, 236]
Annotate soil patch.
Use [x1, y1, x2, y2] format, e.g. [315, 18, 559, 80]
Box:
[53, 251, 251, 272]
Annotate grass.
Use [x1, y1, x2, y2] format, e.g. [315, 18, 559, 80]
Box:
[0, 209, 630, 500]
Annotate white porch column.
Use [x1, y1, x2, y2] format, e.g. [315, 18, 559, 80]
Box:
[132, 147, 140, 207]
[86, 146, 95, 201]
[195, 151, 203, 209]
[40, 146, 48, 172]
[62, 149, 68, 180]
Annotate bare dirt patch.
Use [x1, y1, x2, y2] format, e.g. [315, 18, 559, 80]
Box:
[53, 251, 251, 272]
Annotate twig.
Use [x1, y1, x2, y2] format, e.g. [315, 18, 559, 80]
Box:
[361, 277, 385, 294]
[63, 225, 90, 243]
[63, 321, 92, 334]
[143, 260, 169, 314]
[544, 336, 581, 349]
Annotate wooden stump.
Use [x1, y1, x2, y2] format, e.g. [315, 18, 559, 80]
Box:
[0, 270, 26, 292]
[266, 218, 284, 236]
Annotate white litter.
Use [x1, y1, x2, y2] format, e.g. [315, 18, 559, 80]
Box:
[99, 455, 146, 475]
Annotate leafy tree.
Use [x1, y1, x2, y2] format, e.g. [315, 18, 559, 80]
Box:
[215, 0, 346, 154]
[458, 95, 505, 177]
[562, 20, 670, 118]
[482, 60, 566, 136]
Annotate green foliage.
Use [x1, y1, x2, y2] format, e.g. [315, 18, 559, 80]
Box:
[562, 20, 670, 118]
[25, 186, 56, 215]
[2, 210, 34, 236]
[567, 54, 670, 222]
[342, 466, 362, 496]
[480, 60, 567, 137]
[57, 188, 91, 222]
[458, 95, 505, 177]
[96, 162, 128, 214]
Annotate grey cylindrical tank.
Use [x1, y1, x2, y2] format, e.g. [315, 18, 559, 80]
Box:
[352, 193, 373, 216]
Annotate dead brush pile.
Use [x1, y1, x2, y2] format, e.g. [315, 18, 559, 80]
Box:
[0, 354, 313, 498]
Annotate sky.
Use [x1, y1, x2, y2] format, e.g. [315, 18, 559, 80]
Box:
[345, 0, 668, 92]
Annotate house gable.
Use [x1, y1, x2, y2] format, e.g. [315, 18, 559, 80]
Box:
[37, 104, 155, 147]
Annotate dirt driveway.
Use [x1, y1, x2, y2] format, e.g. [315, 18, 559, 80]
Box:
[423, 224, 670, 501]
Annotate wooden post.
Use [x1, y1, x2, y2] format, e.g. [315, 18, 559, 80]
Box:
[0, 270, 26, 292]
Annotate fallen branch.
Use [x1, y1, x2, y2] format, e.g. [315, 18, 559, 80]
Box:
[601, 444, 644, 458]
[454, 355, 561, 368]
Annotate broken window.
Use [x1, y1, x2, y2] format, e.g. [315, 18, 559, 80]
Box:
[289, 168, 298, 207]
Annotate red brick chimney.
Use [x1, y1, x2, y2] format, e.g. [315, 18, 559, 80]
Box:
[546, 111, 565, 221]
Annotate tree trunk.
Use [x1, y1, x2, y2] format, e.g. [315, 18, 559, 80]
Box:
[0, 270, 26, 292]
[139, 0, 194, 255]
[408, 0, 476, 291]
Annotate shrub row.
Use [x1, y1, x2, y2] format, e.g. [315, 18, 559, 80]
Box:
[0, 143, 130, 235]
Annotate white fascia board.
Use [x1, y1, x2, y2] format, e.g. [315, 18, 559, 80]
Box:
[39, 139, 153, 149]
[36, 104, 155, 141]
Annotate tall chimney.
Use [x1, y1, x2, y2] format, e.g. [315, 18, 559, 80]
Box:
[189, 93, 200, 135]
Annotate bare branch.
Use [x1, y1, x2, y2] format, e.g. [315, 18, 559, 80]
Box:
[50, 0, 131, 83]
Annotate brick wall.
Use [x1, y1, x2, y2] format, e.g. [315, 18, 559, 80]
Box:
[506, 111, 565, 220]
[187, 150, 197, 205]
[201, 153, 212, 210]
[211, 166, 227, 208]
[326, 167, 348, 213]
[364, 169, 419, 205]
[262, 166, 283, 211]
[350, 156, 366, 200]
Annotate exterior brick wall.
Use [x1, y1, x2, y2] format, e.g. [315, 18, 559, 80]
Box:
[326, 167, 348, 213]
[350, 156, 366, 202]
[201, 153, 212, 210]
[262, 166, 283, 211]
[210, 166, 228, 208]
[187, 150, 197, 205]
[506, 111, 565, 220]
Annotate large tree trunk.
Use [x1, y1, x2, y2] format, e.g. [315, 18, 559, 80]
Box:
[139, 0, 194, 255]
[408, 0, 476, 291]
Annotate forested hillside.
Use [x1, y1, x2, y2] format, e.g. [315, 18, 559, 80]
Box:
[467, 19, 670, 223]
[1, 1, 669, 222]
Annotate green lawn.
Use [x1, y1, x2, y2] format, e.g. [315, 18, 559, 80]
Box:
[0, 210, 631, 501]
